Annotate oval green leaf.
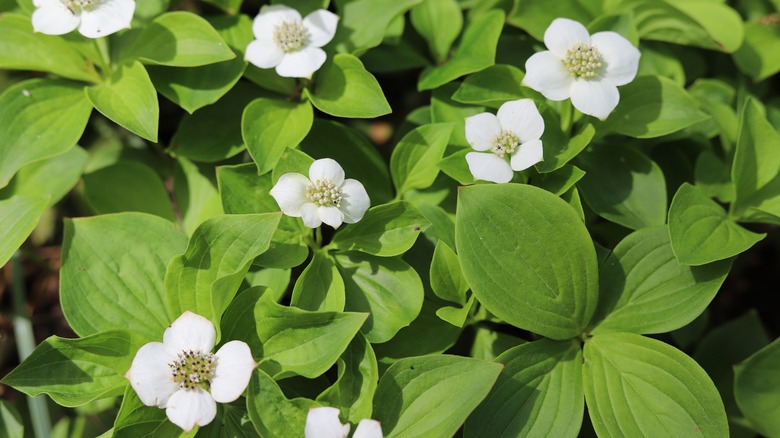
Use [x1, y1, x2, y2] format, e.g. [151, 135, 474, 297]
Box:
[306, 54, 391, 118]
[242, 98, 313, 175]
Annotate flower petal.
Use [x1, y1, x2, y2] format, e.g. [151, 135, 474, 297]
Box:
[510, 139, 544, 171]
[465, 152, 514, 184]
[270, 173, 312, 217]
[304, 10, 339, 48]
[78, 0, 135, 38]
[465, 112, 501, 152]
[340, 179, 370, 224]
[31, 0, 80, 36]
[165, 388, 217, 432]
[523, 51, 574, 101]
[245, 39, 285, 69]
[318, 206, 345, 229]
[309, 158, 345, 186]
[162, 311, 216, 357]
[125, 342, 178, 408]
[275, 46, 327, 78]
[544, 18, 591, 58]
[301, 203, 323, 228]
[353, 419, 383, 438]
[210, 341, 256, 403]
[591, 31, 641, 87]
[253, 4, 303, 40]
[570, 78, 620, 120]
[496, 99, 545, 143]
[304, 407, 350, 438]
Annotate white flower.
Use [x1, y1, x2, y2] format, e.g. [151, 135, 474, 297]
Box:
[125, 311, 256, 432]
[464, 99, 544, 184]
[305, 407, 383, 438]
[32, 0, 135, 38]
[270, 158, 370, 229]
[245, 4, 338, 79]
[523, 18, 640, 120]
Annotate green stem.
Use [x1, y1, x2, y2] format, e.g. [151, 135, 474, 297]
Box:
[93, 37, 112, 76]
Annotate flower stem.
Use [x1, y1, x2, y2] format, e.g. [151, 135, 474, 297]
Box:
[93, 37, 112, 76]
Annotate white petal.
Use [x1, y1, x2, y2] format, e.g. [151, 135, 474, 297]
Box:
[31, 1, 79, 36]
[339, 179, 370, 224]
[210, 341, 256, 403]
[591, 31, 641, 87]
[309, 158, 345, 186]
[496, 99, 545, 143]
[353, 419, 383, 438]
[162, 311, 216, 357]
[544, 18, 591, 58]
[465, 112, 501, 152]
[570, 78, 620, 120]
[318, 206, 345, 229]
[304, 10, 339, 48]
[510, 139, 544, 171]
[245, 39, 285, 69]
[465, 152, 514, 184]
[304, 407, 350, 438]
[301, 203, 323, 228]
[165, 388, 217, 432]
[125, 342, 178, 408]
[523, 51, 574, 101]
[78, 0, 135, 38]
[253, 4, 303, 40]
[275, 47, 327, 78]
[270, 173, 312, 217]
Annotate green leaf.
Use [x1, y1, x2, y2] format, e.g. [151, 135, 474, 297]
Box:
[583, 332, 728, 437]
[429, 241, 469, 305]
[0, 195, 48, 267]
[82, 161, 175, 221]
[86, 61, 159, 142]
[126, 12, 235, 67]
[438, 149, 475, 185]
[418, 10, 505, 91]
[452, 64, 538, 106]
[329, 202, 430, 257]
[317, 334, 378, 423]
[734, 21, 780, 82]
[332, 0, 422, 55]
[0, 13, 97, 83]
[668, 183, 763, 266]
[0, 400, 23, 438]
[532, 165, 585, 196]
[246, 369, 316, 438]
[597, 76, 710, 138]
[430, 82, 484, 147]
[174, 158, 225, 234]
[537, 122, 595, 173]
[576, 143, 667, 230]
[592, 226, 731, 335]
[165, 213, 281, 328]
[456, 184, 599, 339]
[201, 0, 242, 14]
[60, 213, 187, 339]
[0, 146, 88, 207]
[2, 331, 140, 407]
[464, 339, 583, 438]
[305, 54, 391, 118]
[734, 338, 780, 437]
[334, 252, 424, 343]
[291, 251, 346, 312]
[390, 123, 453, 195]
[507, 0, 591, 40]
[410, 0, 462, 62]
[113, 387, 185, 438]
[373, 355, 503, 438]
[242, 98, 313, 175]
[0, 79, 92, 188]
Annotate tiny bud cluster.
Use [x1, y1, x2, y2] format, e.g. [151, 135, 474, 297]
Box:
[306, 179, 343, 207]
[273, 20, 308, 53]
[169, 350, 216, 391]
[563, 43, 604, 78]
[491, 131, 520, 158]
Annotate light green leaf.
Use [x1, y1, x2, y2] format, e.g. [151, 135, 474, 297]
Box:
[113, 387, 186, 438]
[373, 355, 503, 438]
[82, 161, 175, 221]
[456, 184, 599, 339]
[242, 98, 313, 175]
[452, 64, 538, 106]
[438, 149, 475, 185]
[734, 21, 780, 82]
[0, 146, 88, 207]
[430, 82, 484, 147]
[332, 0, 422, 55]
[583, 332, 728, 437]
[291, 251, 346, 312]
[429, 241, 468, 305]
[305, 54, 391, 118]
[390, 123, 453, 195]
[732, 334, 780, 437]
[507, 0, 592, 40]
[317, 334, 378, 423]
[532, 165, 585, 196]
[246, 369, 317, 438]
[174, 158, 225, 234]
[0, 195, 49, 268]
[464, 339, 583, 438]
[410, 0, 462, 62]
[537, 122, 595, 173]
[0, 400, 23, 438]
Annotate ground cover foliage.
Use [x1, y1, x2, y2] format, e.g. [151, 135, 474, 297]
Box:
[1, 0, 780, 436]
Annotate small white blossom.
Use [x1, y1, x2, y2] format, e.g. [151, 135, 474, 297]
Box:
[125, 311, 256, 432]
[305, 407, 383, 438]
[32, 0, 135, 38]
[523, 18, 640, 120]
[270, 158, 370, 229]
[245, 4, 338, 79]
[465, 99, 544, 184]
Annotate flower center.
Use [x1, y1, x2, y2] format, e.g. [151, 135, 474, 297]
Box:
[62, 0, 99, 12]
[563, 43, 604, 78]
[169, 350, 216, 391]
[306, 179, 343, 207]
[491, 131, 519, 158]
[273, 20, 308, 53]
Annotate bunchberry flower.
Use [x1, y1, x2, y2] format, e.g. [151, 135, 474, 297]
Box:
[523, 18, 640, 120]
[305, 407, 383, 438]
[465, 99, 544, 184]
[270, 158, 370, 229]
[125, 311, 256, 432]
[32, 0, 135, 38]
[245, 4, 338, 78]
